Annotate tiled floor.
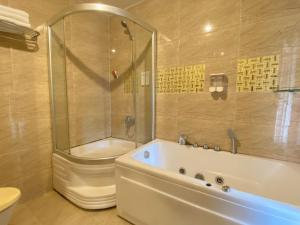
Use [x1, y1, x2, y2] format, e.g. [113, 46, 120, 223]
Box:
[10, 191, 132, 225]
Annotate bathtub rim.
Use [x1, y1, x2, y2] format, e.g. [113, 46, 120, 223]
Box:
[116, 139, 300, 222]
[54, 149, 119, 165]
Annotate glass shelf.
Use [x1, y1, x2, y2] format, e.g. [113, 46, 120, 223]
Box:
[273, 87, 300, 93]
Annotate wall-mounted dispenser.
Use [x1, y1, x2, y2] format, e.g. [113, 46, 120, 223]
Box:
[209, 73, 227, 93]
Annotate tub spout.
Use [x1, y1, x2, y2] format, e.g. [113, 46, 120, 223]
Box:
[178, 134, 188, 145]
[178, 135, 198, 147]
[227, 128, 237, 154]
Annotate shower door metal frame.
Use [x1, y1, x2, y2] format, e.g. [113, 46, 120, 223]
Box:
[47, 3, 156, 164]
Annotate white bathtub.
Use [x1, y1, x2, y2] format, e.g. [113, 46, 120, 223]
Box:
[53, 138, 135, 209]
[115, 139, 300, 225]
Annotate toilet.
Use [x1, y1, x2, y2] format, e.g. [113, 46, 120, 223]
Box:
[0, 188, 21, 225]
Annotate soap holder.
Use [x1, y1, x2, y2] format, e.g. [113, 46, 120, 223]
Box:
[209, 73, 227, 93]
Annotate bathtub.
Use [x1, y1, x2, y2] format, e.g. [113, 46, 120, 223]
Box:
[115, 139, 300, 225]
[53, 138, 135, 209]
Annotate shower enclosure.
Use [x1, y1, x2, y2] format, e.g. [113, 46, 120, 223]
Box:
[47, 3, 156, 209]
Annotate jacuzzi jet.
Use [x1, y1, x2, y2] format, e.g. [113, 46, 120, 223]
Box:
[195, 173, 205, 180]
[206, 183, 212, 187]
[179, 167, 186, 174]
[144, 151, 150, 159]
[215, 176, 224, 185]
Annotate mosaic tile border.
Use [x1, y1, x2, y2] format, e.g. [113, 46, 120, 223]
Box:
[236, 55, 280, 92]
[156, 64, 205, 94]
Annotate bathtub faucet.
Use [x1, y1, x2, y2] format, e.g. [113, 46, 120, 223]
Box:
[178, 134, 199, 147]
[178, 134, 188, 145]
[227, 128, 238, 154]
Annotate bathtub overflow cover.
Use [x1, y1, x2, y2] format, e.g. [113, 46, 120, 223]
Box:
[215, 176, 224, 185]
[144, 151, 150, 159]
[179, 167, 186, 175]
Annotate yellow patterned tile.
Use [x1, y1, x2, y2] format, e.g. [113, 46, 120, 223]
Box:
[156, 64, 206, 94]
[236, 55, 280, 92]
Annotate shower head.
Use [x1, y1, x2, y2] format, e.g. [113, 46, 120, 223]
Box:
[121, 20, 133, 41]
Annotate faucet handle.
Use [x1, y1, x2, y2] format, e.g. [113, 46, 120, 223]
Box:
[178, 134, 187, 145]
[214, 145, 221, 151]
[203, 144, 209, 149]
[192, 143, 199, 148]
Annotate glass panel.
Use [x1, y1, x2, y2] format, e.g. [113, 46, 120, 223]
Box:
[134, 23, 154, 145]
[64, 12, 111, 148]
[110, 16, 136, 142]
[50, 20, 70, 152]
[49, 11, 155, 157]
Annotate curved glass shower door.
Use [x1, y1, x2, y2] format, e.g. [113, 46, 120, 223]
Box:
[49, 19, 70, 153]
[48, 3, 156, 161]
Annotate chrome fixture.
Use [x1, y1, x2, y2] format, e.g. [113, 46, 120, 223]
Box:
[222, 185, 230, 192]
[227, 128, 238, 154]
[125, 115, 135, 127]
[178, 134, 187, 145]
[215, 176, 224, 185]
[203, 144, 209, 149]
[178, 135, 199, 147]
[125, 115, 135, 138]
[121, 20, 134, 41]
[214, 145, 221, 151]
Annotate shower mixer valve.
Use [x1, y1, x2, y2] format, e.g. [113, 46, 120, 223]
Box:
[125, 115, 135, 128]
[125, 116, 135, 138]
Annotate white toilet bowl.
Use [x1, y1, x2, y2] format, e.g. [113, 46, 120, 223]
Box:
[0, 188, 21, 225]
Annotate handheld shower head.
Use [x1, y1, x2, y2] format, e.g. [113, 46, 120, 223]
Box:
[227, 128, 237, 140]
[227, 128, 238, 154]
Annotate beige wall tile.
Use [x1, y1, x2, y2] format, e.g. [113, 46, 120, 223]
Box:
[21, 168, 52, 202]
[0, 42, 12, 73]
[177, 93, 236, 122]
[0, 0, 69, 203]
[179, 0, 240, 34]
[0, 152, 22, 184]
[177, 116, 232, 150]
[156, 115, 177, 142]
[156, 94, 178, 116]
[130, 0, 300, 163]
[241, 0, 300, 23]
[240, 14, 300, 52]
